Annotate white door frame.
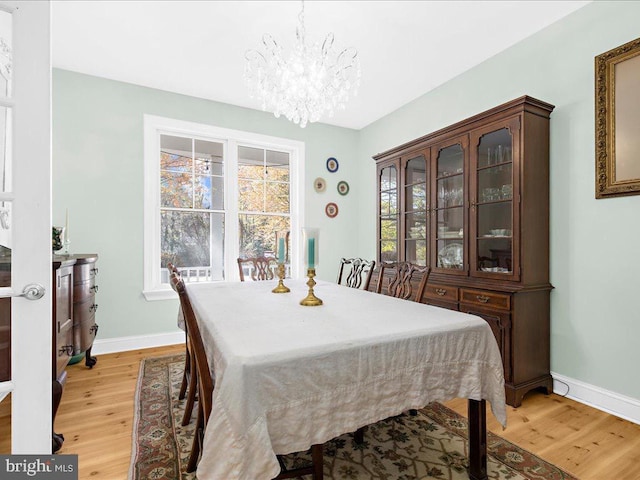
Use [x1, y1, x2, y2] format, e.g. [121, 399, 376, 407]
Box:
[0, 0, 52, 454]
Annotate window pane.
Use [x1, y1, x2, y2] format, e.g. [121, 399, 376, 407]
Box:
[161, 135, 192, 172]
[0, 201, 11, 287]
[405, 155, 426, 185]
[238, 179, 264, 211]
[161, 210, 212, 270]
[406, 183, 426, 211]
[266, 150, 289, 182]
[160, 152, 191, 172]
[238, 146, 264, 180]
[265, 181, 289, 213]
[381, 166, 397, 191]
[194, 139, 223, 174]
[437, 144, 464, 176]
[194, 175, 212, 209]
[0, 10, 12, 98]
[0, 106, 11, 193]
[238, 214, 289, 258]
[206, 175, 224, 210]
[161, 171, 192, 208]
[380, 219, 397, 240]
[380, 241, 397, 262]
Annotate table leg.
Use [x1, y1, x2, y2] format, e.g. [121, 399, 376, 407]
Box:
[311, 444, 323, 480]
[468, 399, 487, 480]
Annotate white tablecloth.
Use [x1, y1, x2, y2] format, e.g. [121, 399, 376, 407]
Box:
[186, 279, 506, 480]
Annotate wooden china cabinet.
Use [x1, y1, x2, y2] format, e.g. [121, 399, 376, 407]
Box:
[374, 96, 554, 407]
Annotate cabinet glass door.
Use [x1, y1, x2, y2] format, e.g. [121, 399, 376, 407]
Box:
[404, 154, 427, 265]
[473, 127, 515, 277]
[379, 164, 398, 262]
[434, 143, 465, 272]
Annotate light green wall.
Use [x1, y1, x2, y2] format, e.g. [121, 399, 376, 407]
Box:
[53, 69, 359, 339]
[357, 1, 640, 400]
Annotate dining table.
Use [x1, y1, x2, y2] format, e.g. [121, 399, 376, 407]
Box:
[185, 278, 507, 480]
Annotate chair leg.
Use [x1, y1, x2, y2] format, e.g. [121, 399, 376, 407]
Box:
[354, 427, 365, 444]
[186, 402, 203, 473]
[179, 342, 190, 400]
[181, 349, 198, 426]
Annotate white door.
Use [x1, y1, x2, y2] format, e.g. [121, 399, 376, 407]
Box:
[0, 1, 52, 453]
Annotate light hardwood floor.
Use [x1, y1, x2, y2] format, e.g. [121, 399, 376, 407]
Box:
[1, 344, 640, 479]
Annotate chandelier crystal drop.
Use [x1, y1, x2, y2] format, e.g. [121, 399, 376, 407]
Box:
[244, 1, 361, 128]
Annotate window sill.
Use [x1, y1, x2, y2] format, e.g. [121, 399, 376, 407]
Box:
[142, 288, 177, 301]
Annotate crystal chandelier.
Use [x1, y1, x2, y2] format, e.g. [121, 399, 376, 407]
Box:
[244, 0, 361, 128]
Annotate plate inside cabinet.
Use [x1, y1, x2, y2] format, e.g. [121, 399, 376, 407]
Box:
[337, 180, 349, 196]
[314, 177, 326, 193]
[326, 157, 339, 173]
[325, 202, 338, 218]
[438, 243, 463, 268]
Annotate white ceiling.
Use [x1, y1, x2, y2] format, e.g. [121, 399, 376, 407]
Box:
[51, 0, 589, 130]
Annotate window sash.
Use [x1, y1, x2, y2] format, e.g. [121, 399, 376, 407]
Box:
[143, 115, 305, 300]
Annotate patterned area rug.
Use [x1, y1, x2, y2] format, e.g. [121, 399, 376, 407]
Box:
[129, 354, 578, 480]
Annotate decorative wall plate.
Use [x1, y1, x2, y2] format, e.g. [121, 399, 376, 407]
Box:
[337, 180, 349, 196]
[326, 157, 339, 173]
[314, 177, 326, 193]
[325, 202, 338, 218]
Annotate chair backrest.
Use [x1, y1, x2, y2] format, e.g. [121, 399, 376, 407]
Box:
[237, 256, 277, 282]
[170, 272, 214, 426]
[336, 258, 376, 290]
[376, 262, 430, 302]
[167, 263, 180, 291]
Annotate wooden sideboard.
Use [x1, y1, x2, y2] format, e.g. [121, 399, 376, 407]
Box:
[52, 257, 75, 452]
[72, 255, 99, 368]
[373, 96, 553, 407]
[52, 253, 99, 452]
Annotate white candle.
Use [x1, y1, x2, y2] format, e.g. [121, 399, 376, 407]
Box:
[65, 209, 69, 239]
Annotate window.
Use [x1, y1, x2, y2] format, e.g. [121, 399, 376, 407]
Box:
[143, 116, 305, 300]
[238, 146, 290, 259]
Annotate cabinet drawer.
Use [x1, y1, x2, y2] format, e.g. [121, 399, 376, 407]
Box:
[73, 277, 97, 303]
[460, 288, 511, 311]
[55, 322, 73, 380]
[424, 283, 458, 302]
[74, 318, 98, 354]
[74, 298, 99, 323]
[74, 262, 98, 283]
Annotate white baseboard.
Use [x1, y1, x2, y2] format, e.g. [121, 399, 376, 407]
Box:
[552, 371, 640, 425]
[91, 331, 184, 355]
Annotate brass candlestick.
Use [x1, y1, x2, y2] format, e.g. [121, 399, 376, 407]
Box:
[272, 263, 290, 293]
[300, 268, 323, 306]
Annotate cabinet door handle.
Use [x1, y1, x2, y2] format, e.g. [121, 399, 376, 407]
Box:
[91, 267, 99, 275]
[90, 285, 99, 293]
[90, 303, 99, 312]
[435, 288, 447, 296]
[59, 345, 74, 357]
[476, 295, 490, 303]
[89, 324, 99, 335]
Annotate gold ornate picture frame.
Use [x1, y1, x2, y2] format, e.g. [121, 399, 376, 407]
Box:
[595, 36, 640, 198]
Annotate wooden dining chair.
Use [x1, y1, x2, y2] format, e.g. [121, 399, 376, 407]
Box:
[171, 272, 215, 473]
[237, 256, 277, 281]
[172, 272, 324, 479]
[168, 263, 197, 427]
[376, 261, 431, 303]
[336, 258, 376, 290]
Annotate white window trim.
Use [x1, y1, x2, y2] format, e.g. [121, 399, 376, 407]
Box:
[143, 115, 305, 300]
